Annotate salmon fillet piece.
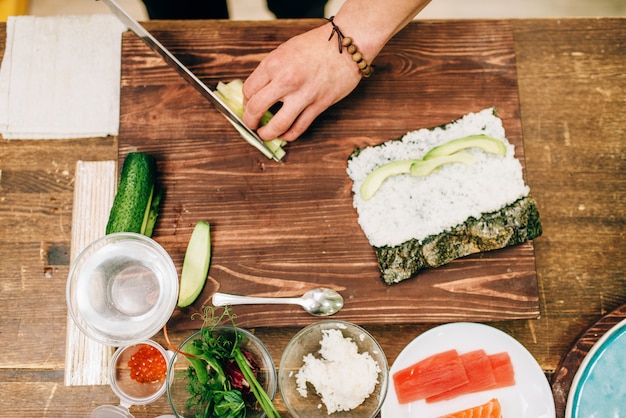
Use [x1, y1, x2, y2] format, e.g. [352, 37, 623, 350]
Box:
[439, 398, 503, 418]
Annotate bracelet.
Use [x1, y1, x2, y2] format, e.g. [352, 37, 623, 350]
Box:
[326, 16, 373, 78]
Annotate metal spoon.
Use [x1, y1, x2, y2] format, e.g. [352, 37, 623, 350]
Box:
[212, 287, 344, 316]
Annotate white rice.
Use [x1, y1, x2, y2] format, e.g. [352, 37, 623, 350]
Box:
[346, 108, 530, 248]
[295, 329, 381, 414]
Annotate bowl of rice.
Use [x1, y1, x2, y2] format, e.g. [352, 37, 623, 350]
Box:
[278, 320, 389, 417]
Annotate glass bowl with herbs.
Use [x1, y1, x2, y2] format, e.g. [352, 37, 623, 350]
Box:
[166, 315, 278, 418]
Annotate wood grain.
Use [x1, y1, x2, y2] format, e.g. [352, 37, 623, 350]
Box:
[119, 19, 540, 329]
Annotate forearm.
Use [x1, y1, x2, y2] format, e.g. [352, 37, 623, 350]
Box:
[332, 0, 432, 63]
[241, 0, 432, 141]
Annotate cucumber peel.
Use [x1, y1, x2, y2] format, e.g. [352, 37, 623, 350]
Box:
[106, 152, 160, 236]
[422, 134, 506, 160]
[359, 152, 475, 201]
[178, 221, 212, 308]
[214, 79, 286, 161]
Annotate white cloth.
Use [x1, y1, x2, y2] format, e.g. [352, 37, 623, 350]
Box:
[0, 15, 126, 139]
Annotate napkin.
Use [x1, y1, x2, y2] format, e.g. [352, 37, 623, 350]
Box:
[0, 15, 126, 139]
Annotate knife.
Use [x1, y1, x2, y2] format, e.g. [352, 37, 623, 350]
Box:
[100, 0, 279, 161]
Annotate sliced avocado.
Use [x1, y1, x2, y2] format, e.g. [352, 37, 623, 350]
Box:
[410, 151, 475, 176]
[177, 221, 212, 308]
[214, 79, 286, 161]
[360, 160, 414, 201]
[359, 152, 476, 201]
[422, 134, 507, 160]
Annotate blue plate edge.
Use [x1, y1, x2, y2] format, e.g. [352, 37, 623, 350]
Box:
[566, 317, 626, 417]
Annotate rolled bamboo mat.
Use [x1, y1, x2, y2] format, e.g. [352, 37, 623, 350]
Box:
[64, 160, 116, 386]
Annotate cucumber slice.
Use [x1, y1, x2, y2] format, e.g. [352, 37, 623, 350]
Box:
[422, 134, 506, 160]
[106, 152, 158, 236]
[177, 221, 212, 308]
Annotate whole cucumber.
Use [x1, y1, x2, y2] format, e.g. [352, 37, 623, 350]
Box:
[106, 152, 159, 236]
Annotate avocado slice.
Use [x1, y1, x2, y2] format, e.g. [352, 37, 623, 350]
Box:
[359, 152, 476, 201]
[360, 160, 414, 201]
[422, 134, 506, 160]
[410, 151, 475, 176]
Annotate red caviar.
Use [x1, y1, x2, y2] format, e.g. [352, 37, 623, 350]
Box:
[128, 344, 167, 384]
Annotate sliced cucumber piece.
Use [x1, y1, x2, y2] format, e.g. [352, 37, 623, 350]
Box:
[177, 221, 212, 308]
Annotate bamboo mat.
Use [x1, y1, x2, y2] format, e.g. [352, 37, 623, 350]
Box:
[64, 160, 116, 386]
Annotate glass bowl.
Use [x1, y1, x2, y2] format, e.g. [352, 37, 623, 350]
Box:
[167, 326, 277, 418]
[91, 340, 173, 418]
[279, 320, 389, 418]
[66, 232, 179, 346]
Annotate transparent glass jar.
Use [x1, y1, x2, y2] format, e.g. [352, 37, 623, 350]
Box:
[91, 340, 174, 418]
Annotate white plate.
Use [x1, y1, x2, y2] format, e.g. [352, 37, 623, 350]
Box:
[566, 317, 626, 417]
[381, 322, 555, 418]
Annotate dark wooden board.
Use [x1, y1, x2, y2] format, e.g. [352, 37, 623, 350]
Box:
[552, 303, 626, 417]
[118, 19, 539, 329]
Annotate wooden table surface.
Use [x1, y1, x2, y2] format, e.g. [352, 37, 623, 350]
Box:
[0, 17, 624, 417]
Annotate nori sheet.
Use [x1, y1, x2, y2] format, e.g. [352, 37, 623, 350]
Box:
[375, 195, 542, 285]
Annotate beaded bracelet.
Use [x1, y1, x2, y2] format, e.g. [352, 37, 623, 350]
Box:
[326, 16, 373, 78]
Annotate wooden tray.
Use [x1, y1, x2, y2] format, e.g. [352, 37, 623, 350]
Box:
[118, 19, 540, 329]
[552, 304, 626, 417]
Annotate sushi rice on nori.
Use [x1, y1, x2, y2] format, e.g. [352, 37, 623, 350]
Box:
[347, 108, 542, 285]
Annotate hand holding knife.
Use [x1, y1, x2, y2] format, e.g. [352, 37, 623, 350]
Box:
[100, 0, 281, 161]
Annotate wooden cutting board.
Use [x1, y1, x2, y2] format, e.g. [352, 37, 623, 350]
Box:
[118, 19, 539, 329]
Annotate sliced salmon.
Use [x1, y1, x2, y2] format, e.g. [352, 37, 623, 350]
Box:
[489, 352, 516, 388]
[438, 397, 503, 418]
[426, 349, 497, 403]
[393, 349, 468, 404]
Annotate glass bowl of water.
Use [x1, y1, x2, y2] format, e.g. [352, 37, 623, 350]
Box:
[66, 232, 179, 346]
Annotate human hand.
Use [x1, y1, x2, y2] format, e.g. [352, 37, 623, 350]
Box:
[242, 23, 363, 142]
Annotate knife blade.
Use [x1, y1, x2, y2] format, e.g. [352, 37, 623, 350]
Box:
[100, 0, 279, 161]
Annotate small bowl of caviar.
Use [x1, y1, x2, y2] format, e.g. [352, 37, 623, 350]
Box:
[91, 340, 173, 418]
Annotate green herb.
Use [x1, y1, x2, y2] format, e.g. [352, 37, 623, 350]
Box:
[177, 307, 280, 418]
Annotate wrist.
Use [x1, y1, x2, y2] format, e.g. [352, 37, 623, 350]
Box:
[325, 17, 374, 78]
[331, 11, 389, 64]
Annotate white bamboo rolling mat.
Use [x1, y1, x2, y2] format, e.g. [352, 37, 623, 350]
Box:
[64, 160, 116, 386]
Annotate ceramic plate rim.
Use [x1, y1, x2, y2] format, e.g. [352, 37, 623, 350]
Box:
[381, 322, 555, 418]
[565, 317, 626, 417]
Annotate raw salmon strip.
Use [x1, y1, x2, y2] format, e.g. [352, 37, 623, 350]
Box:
[393, 349, 468, 404]
[489, 352, 516, 388]
[426, 349, 497, 403]
[438, 398, 503, 418]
